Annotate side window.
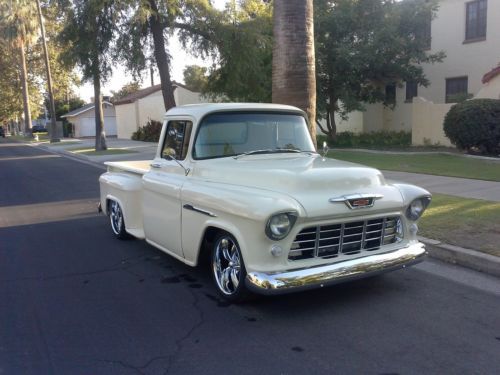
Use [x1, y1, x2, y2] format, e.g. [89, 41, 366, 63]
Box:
[161, 120, 192, 160]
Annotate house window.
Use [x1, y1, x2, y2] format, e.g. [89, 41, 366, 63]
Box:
[385, 84, 396, 105]
[445, 77, 468, 103]
[465, 0, 487, 41]
[405, 81, 418, 102]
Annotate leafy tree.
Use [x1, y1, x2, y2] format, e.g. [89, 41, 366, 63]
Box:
[111, 81, 141, 101]
[314, 0, 445, 140]
[117, 1, 273, 104]
[183, 65, 208, 92]
[186, 0, 273, 102]
[0, 42, 22, 123]
[272, 0, 317, 146]
[116, 0, 185, 111]
[0, 0, 39, 135]
[60, 0, 123, 150]
[34, 1, 80, 113]
[52, 96, 86, 121]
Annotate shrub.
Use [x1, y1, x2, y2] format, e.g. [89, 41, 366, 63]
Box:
[318, 130, 411, 149]
[443, 99, 500, 155]
[131, 119, 163, 142]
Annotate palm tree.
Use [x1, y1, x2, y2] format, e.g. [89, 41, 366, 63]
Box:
[35, 0, 59, 143]
[0, 0, 38, 137]
[272, 0, 317, 147]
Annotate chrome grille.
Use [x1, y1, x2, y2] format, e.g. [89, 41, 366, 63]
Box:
[289, 216, 401, 261]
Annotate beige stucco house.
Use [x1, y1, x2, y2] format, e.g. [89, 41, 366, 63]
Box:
[332, 0, 500, 146]
[61, 101, 116, 138]
[114, 82, 203, 139]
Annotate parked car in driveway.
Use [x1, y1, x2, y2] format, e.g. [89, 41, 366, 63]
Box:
[99, 103, 431, 301]
[32, 124, 47, 133]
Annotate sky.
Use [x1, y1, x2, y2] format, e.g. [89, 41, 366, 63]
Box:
[78, 0, 227, 102]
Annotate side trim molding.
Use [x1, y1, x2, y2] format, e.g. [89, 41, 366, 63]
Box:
[183, 204, 217, 217]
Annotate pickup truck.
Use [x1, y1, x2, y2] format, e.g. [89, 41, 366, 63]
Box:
[99, 103, 430, 301]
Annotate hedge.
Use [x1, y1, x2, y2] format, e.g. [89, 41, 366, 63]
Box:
[131, 119, 163, 142]
[443, 99, 500, 156]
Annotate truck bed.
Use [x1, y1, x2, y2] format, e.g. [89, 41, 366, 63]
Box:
[104, 160, 152, 175]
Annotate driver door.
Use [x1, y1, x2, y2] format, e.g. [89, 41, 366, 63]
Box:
[142, 119, 192, 258]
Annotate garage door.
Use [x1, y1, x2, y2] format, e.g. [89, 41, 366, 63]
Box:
[79, 117, 95, 137]
[78, 117, 117, 137]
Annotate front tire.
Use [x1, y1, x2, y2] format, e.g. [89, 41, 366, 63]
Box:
[211, 233, 249, 302]
[109, 200, 129, 240]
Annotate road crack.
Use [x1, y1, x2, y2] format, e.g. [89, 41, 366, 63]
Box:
[163, 289, 206, 374]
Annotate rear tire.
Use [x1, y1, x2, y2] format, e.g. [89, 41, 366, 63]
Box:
[211, 232, 250, 302]
[109, 200, 130, 240]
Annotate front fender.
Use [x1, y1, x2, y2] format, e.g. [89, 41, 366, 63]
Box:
[180, 180, 305, 267]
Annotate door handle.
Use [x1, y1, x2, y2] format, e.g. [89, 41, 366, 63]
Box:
[150, 162, 162, 168]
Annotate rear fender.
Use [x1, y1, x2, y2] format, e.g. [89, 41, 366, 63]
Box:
[99, 172, 144, 236]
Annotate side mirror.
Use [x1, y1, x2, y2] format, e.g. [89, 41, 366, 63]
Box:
[322, 141, 329, 157]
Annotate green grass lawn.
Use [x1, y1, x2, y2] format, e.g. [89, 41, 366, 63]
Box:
[328, 150, 500, 182]
[419, 194, 500, 256]
[10, 133, 50, 142]
[68, 147, 137, 156]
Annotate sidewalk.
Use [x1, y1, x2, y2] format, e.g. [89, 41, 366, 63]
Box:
[35, 138, 500, 278]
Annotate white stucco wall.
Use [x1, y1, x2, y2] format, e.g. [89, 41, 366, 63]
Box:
[475, 74, 500, 99]
[115, 86, 204, 139]
[404, 0, 500, 103]
[174, 86, 204, 106]
[115, 103, 138, 139]
[137, 90, 165, 129]
[411, 97, 453, 147]
[363, 0, 499, 145]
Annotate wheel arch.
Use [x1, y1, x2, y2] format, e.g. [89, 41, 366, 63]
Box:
[194, 222, 247, 267]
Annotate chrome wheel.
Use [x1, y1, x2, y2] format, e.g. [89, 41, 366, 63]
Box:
[213, 235, 243, 296]
[109, 200, 125, 237]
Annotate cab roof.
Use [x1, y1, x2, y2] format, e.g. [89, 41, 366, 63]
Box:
[163, 103, 306, 122]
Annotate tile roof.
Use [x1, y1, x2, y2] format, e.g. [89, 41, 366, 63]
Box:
[482, 64, 500, 84]
[60, 101, 113, 118]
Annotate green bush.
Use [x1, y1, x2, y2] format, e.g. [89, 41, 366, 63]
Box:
[131, 119, 163, 142]
[318, 131, 411, 149]
[443, 99, 500, 155]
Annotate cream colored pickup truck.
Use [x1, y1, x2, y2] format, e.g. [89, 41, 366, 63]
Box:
[99, 103, 430, 301]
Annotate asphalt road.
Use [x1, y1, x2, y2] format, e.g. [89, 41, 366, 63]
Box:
[1, 140, 500, 375]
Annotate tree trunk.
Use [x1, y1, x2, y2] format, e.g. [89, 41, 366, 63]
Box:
[149, 0, 176, 111]
[19, 40, 32, 137]
[272, 0, 316, 148]
[36, 0, 59, 143]
[93, 70, 107, 151]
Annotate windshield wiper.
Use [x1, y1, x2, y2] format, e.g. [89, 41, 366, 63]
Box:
[234, 148, 317, 159]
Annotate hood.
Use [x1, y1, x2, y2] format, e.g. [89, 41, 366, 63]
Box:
[192, 154, 404, 218]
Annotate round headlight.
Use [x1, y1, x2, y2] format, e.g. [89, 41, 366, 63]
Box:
[266, 212, 297, 240]
[406, 196, 431, 221]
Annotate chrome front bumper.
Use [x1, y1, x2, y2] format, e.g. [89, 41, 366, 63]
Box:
[245, 242, 426, 295]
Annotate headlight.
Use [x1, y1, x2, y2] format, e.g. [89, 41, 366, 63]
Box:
[406, 196, 431, 221]
[265, 212, 297, 240]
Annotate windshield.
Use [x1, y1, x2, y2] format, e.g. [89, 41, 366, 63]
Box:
[193, 112, 316, 159]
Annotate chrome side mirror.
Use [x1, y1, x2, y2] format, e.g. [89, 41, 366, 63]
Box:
[322, 141, 329, 157]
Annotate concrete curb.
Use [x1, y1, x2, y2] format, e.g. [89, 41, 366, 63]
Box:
[419, 236, 500, 278]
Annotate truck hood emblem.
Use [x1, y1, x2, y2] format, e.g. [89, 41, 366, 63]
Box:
[329, 194, 383, 209]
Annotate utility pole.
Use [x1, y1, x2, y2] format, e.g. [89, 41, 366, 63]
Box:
[35, 0, 60, 143]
